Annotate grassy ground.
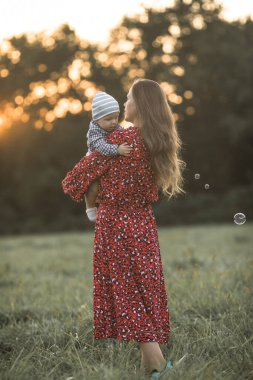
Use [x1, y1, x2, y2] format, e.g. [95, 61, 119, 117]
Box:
[0, 223, 252, 380]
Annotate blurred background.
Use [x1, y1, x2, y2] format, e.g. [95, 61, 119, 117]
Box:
[0, 0, 252, 234]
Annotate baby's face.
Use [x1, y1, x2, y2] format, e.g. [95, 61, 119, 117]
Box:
[96, 112, 120, 132]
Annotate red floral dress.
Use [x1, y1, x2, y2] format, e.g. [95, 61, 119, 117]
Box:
[62, 126, 170, 343]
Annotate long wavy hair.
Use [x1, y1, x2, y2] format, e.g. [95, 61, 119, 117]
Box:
[131, 78, 186, 199]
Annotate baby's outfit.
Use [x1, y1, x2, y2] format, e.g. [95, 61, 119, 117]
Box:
[85, 120, 123, 221]
[86, 120, 122, 157]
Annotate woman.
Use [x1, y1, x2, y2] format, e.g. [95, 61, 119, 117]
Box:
[62, 79, 186, 378]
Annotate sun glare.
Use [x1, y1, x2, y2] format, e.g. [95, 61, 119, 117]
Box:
[0, 113, 12, 134]
[0, 116, 5, 127]
[0, 69, 9, 78]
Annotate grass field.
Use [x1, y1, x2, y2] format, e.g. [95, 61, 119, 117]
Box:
[0, 223, 252, 380]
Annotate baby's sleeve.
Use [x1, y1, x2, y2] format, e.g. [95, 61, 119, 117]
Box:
[91, 136, 119, 156]
[90, 125, 125, 156]
[61, 151, 112, 202]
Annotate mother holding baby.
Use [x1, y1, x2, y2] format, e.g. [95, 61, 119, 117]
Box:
[62, 79, 185, 378]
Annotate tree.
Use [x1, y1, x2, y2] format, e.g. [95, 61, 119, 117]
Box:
[0, 1, 252, 233]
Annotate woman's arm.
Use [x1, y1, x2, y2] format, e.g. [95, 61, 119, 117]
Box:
[61, 151, 112, 202]
[61, 127, 131, 202]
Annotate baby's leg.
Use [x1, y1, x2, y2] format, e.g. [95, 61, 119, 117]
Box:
[85, 180, 99, 222]
[85, 180, 99, 208]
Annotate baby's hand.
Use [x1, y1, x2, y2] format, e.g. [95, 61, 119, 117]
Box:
[118, 142, 133, 156]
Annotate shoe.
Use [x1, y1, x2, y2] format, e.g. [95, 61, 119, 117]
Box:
[149, 360, 173, 379]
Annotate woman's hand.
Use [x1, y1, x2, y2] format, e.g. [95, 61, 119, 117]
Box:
[118, 142, 133, 156]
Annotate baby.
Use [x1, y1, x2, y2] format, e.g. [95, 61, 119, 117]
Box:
[85, 91, 132, 222]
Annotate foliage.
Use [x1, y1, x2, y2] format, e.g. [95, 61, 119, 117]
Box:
[0, 1, 253, 233]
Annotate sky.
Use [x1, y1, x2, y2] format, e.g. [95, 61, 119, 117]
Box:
[0, 0, 253, 44]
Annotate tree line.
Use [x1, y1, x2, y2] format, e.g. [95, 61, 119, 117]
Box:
[0, 0, 252, 234]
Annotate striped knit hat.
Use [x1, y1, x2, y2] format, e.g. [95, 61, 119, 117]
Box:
[92, 92, 120, 120]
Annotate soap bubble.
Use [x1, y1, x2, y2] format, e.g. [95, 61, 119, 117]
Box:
[194, 173, 200, 180]
[234, 213, 246, 225]
[204, 184, 209, 190]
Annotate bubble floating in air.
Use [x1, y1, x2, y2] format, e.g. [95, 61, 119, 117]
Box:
[234, 213, 246, 225]
[194, 173, 200, 180]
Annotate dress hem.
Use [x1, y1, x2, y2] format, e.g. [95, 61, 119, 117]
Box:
[92, 333, 170, 344]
